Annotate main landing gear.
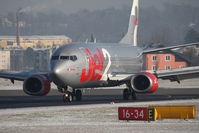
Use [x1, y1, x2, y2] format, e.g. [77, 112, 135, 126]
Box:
[123, 88, 137, 100]
[58, 86, 82, 103]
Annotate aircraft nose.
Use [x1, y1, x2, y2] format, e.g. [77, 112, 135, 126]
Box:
[52, 64, 60, 75]
[50, 63, 64, 82]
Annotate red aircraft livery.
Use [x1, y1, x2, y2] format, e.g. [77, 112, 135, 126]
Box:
[80, 48, 104, 82]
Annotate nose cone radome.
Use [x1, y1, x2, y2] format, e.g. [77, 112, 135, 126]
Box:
[52, 64, 62, 76]
[50, 62, 66, 86]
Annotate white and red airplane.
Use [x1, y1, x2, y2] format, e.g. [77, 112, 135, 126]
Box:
[0, 0, 199, 102]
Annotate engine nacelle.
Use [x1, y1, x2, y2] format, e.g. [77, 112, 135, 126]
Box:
[130, 72, 158, 93]
[23, 75, 51, 96]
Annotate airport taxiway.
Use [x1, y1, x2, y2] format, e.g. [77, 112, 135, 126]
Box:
[0, 87, 199, 109]
[0, 78, 199, 133]
[0, 98, 199, 133]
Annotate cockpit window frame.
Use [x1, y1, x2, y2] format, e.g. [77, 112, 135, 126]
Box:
[70, 55, 78, 61]
[51, 56, 59, 60]
[60, 56, 70, 60]
[51, 55, 78, 61]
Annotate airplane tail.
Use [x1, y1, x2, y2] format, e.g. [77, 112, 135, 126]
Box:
[120, 0, 139, 46]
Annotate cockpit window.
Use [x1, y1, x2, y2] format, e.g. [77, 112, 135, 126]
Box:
[51, 55, 77, 61]
[70, 55, 77, 61]
[60, 56, 69, 60]
[51, 56, 59, 60]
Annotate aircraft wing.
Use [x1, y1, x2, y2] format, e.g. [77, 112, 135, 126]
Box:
[0, 71, 50, 83]
[108, 66, 199, 84]
[141, 42, 199, 55]
[155, 66, 199, 82]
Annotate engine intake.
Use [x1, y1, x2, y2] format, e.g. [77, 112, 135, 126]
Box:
[23, 75, 51, 96]
[130, 72, 158, 93]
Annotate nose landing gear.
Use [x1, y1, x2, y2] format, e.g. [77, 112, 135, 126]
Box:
[58, 86, 82, 103]
[63, 92, 73, 103]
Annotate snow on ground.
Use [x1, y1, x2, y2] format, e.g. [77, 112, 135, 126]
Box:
[0, 99, 199, 133]
[0, 78, 199, 90]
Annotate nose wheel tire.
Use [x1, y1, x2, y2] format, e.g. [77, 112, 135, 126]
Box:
[63, 92, 73, 103]
[63, 90, 82, 103]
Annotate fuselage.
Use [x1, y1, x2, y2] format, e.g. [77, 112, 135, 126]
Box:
[50, 42, 143, 88]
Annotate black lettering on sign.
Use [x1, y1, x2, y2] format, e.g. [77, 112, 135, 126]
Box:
[148, 108, 155, 121]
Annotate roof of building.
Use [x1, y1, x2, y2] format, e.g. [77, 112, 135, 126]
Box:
[0, 35, 71, 40]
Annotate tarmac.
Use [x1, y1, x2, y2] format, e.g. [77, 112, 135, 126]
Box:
[0, 78, 199, 132]
[0, 99, 199, 133]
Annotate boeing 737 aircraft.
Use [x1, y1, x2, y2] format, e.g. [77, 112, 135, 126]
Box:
[1, 0, 199, 102]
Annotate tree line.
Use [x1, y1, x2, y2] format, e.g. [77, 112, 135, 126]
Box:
[0, 2, 199, 45]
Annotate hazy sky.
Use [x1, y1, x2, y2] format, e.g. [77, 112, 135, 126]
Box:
[0, 0, 199, 15]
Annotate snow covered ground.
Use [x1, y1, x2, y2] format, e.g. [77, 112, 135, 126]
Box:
[0, 77, 199, 91]
[0, 99, 199, 133]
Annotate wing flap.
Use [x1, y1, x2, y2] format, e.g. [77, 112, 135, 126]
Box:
[142, 42, 199, 55]
[154, 66, 199, 82]
[109, 66, 199, 84]
[108, 72, 136, 81]
[0, 72, 27, 81]
[0, 71, 50, 82]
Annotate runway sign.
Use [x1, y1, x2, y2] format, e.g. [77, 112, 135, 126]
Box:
[118, 107, 148, 120]
[119, 106, 195, 121]
[148, 106, 195, 119]
[148, 108, 156, 121]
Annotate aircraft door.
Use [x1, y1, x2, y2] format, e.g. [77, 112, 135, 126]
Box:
[75, 47, 88, 78]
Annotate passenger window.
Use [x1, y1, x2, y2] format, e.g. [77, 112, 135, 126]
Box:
[51, 56, 59, 60]
[60, 56, 69, 60]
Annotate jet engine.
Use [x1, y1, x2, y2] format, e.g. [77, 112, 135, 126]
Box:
[130, 72, 158, 93]
[23, 75, 51, 96]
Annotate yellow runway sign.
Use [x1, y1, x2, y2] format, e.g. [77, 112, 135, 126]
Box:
[119, 106, 195, 121]
[148, 106, 195, 120]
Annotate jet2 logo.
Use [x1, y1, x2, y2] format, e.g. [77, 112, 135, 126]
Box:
[80, 48, 111, 82]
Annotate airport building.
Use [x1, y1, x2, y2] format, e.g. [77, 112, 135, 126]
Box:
[0, 50, 10, 70]
[0, 35, 72, 49]
[10, 47, 55, 72]
[144, 53, 187, 71]
[34, 48, 53, 72]
[0, 47, 55, 72]
[0, 35, 71, 72]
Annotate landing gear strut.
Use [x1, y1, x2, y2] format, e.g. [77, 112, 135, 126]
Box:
[57, 86, 68, 93]
[123, 89, 130, 100]
[123, 88, 137, 100]
[76, 90, 82, 101]
[59, 86, 82, 103]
